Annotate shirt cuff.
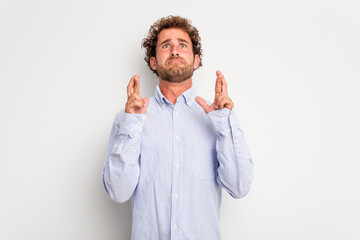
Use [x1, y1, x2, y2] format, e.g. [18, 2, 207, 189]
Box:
[207, 108, 232, 134]
[119, 113, 146, 137]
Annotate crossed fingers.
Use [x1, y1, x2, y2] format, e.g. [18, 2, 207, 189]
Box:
[195, 70, 234, 113]
[214, 70, 233, 110]
[125, 74, 149, 114]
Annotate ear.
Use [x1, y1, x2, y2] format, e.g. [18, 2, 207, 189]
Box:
[193, 54, 200, 69]
[150, 57, 157, 70]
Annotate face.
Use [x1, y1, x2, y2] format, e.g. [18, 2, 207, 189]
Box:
[150, 28, 200, 83]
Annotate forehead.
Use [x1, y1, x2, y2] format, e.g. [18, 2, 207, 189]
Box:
[157, 28, 192, 45]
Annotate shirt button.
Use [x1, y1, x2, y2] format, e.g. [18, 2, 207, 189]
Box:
[132, 149, 136, 153]
[176, 136, 179, 140]
[175, 164, 179, 169]
[137, 121, 141, 125]
[174, 194, 178, 199]
[175, 111, 179, 115]
[174, 224, 178, 229]
[221, 117, 225, 122]
[234, 139, 239, 144]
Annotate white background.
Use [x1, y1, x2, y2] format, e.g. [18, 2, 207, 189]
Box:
[1, 0, 359, 239]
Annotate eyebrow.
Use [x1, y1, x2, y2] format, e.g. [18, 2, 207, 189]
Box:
[159, 38, 190, 46]
[178, 38, 190, 44]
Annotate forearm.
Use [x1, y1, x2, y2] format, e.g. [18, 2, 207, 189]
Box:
[102, 111, 146, 203]
[208, 108, 254, 198]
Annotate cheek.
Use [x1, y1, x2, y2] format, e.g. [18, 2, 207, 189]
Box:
[181, 49, 194, 57]
[157, 52, 169, 61]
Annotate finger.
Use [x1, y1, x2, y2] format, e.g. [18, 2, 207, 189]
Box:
[215, 71, 222, 94]
[127, 93, 143, 104]
[127, 74, 140, 98]
[133, 97, 149, 109]
[126, 95, 141, 110]
[216, 70, 228, 94]
[132, 99, 146, 108]
[127, 94, 144, 106]
[214, 93, 227, 109]
[130, 94, 148, 108]
[195, 96, 210, 113]
[125, 95, 147, 114]
[220, 97, 229, 109]
[143, 97, 150, 108]
[134, 74, 140, 95]
[127, 75, 135, 98]
[218, 96, 232, 110]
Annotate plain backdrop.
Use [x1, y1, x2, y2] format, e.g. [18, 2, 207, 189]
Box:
[1, 0, 359, 239]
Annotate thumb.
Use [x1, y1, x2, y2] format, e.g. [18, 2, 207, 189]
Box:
[143, 97, 150, 108]
[195, 96, 210, 113]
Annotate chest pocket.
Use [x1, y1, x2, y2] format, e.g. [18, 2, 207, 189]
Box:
[191, 139, 218, 181]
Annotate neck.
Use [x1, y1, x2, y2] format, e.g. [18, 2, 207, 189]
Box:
[159, 78, 192, 104]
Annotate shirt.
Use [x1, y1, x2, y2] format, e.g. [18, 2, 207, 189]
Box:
[102, 84, 254, 240]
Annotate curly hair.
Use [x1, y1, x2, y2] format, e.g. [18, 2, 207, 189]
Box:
[142, 15, 203, 74]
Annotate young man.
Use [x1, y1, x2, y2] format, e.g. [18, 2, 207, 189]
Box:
[102, 16, 254, 240]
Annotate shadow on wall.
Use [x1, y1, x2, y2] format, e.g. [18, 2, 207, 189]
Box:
[102, 198, 132, 239]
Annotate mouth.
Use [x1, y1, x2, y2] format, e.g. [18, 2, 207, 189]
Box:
[167, 58, 184, 64]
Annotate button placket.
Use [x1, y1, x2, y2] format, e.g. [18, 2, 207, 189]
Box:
[170, 104, 183, 239]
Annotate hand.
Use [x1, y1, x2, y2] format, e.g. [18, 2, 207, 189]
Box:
[125, 74, 149, 114]
[196, 70, 234, 114]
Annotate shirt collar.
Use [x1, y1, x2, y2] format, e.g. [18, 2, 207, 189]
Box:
[154, 84, 197, 108]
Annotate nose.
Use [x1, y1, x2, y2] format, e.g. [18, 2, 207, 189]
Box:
[171, 45, 179, 57]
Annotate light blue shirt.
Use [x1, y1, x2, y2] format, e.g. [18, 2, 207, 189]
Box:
[102, 84, 254, 240]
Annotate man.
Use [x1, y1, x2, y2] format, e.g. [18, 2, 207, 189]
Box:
[102, 16, 254, 240]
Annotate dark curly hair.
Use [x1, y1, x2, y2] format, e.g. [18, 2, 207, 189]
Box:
[142, 15, 203, 74]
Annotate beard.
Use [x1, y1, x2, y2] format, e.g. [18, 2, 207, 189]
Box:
[155, 57, 195, 83]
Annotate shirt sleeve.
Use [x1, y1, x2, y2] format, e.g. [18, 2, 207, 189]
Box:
[207, 108, 254, 199]
[102, 110, 146, 203]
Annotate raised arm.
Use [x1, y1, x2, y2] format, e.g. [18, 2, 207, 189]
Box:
[196, 71, 254, 198]
[102, 74, 149, 203]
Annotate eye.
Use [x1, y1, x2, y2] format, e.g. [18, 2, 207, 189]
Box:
[180, 43, 187, 48]
[162, 44, 170, 48]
